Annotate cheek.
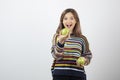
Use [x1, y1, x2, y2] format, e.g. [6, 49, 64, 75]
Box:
[72, 23, 76, 28]
[63, 21, 66, 25]
[72, 23, 76, 27]
[63, 23, 66, 27]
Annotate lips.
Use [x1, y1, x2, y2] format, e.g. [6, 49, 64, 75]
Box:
[66, 24, 72, 28]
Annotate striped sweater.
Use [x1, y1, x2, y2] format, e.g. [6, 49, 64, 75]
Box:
[51, 34, 92, 77]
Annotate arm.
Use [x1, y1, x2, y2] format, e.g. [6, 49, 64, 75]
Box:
[81, 35, 92, 66]
[51, 34, 64, 60]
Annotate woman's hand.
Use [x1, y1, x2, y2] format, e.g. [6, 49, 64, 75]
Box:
[76, 57, 86, 67]
[57, 31, 70, 44]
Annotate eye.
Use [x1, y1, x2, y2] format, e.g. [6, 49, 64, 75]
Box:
[70, 17, 74, 20]
[64, 17, 67, 20]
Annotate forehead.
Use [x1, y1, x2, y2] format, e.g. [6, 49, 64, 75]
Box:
[64, 12, 74, 17]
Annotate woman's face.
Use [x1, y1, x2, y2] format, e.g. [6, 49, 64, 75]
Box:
[63, 12, 76, 32]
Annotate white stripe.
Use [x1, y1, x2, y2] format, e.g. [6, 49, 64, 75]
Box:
[66, 39, 82, 43]
[65, 44, 82, 50]
[53, 67, 84, 72]
[64, 52, 80, 57]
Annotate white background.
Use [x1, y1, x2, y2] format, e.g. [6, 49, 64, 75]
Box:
[0, 0, 120, 80]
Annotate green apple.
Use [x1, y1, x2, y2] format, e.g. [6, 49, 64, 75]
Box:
[77, 57, 85, 65]
[61, 28, 69, 35]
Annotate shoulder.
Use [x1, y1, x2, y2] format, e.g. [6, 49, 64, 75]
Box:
[80, 35, 87, 40]
[52, 33, 59, 39]
[70, 35, 88, 43]
[80, 35, 89, 44]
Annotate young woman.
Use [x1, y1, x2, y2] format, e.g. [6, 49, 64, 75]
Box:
[51, 8, 92, 80]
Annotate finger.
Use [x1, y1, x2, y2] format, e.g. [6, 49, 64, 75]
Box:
[59, 29, 63, 35]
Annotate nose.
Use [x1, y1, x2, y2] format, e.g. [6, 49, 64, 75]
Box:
[66, 19, 72, 23]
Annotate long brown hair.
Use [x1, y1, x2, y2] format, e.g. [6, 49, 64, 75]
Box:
[56, 8, 82, 37]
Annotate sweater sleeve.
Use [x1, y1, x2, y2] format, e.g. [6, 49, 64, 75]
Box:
[51, 34, 64, 60]
[81, 35, 92, 66]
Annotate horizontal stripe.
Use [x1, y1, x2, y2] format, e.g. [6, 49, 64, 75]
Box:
[65, 44, 82, 51]
[54, 64, 77, 67]
[55, 60, 76, 64]
[62, 58, 77, 60]
[53, 67, 84, 72]
[65, 41, 82, 46]
[63, 55, 78, 58]
[64, 47, 81, 52]
[64, 52, 80, 57]
[65, 40, 82, 44]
